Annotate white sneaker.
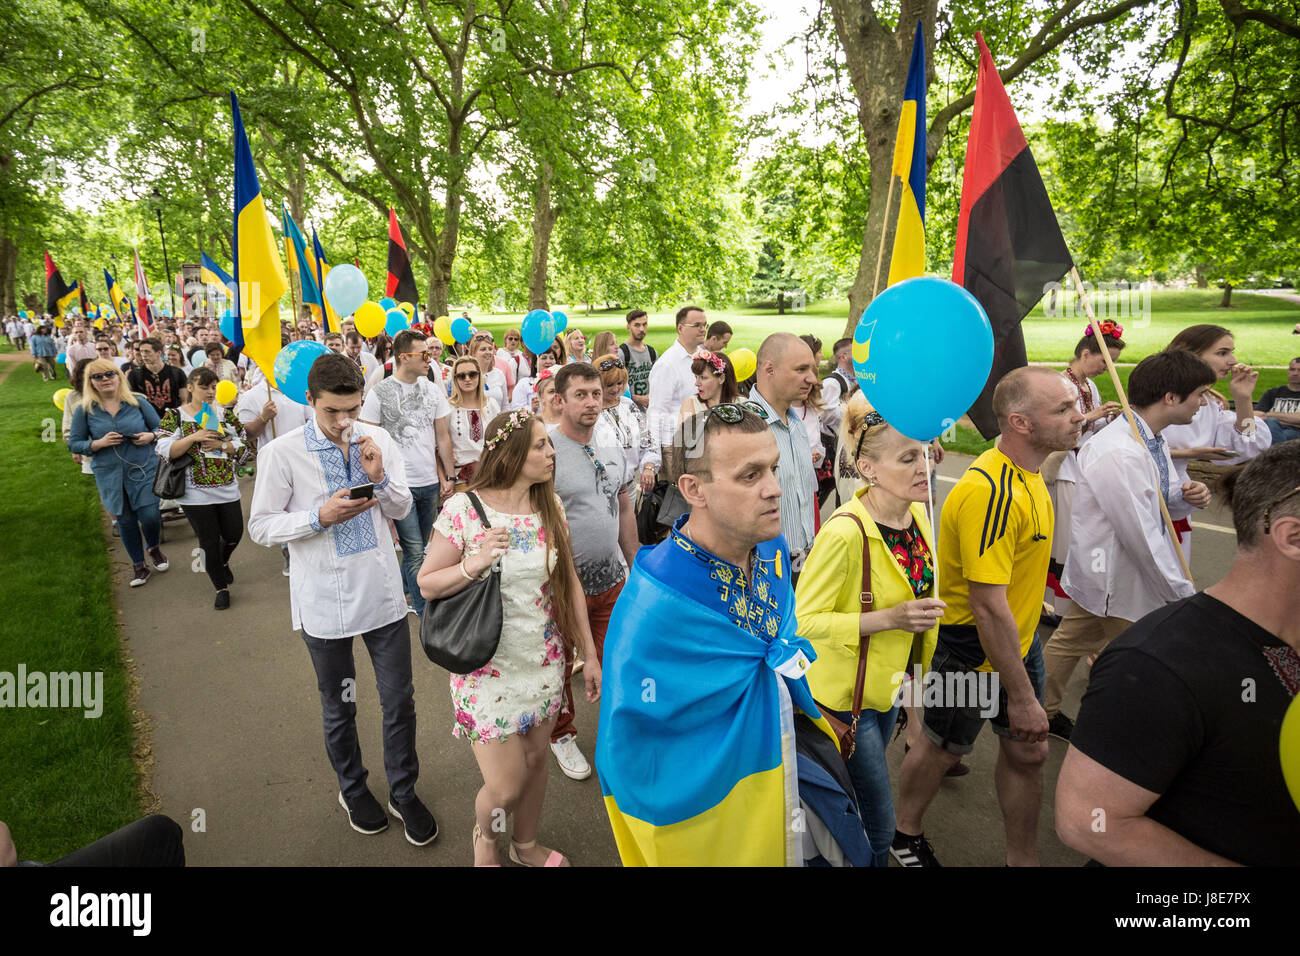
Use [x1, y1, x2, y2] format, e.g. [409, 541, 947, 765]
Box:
[550, 734, 591, 780]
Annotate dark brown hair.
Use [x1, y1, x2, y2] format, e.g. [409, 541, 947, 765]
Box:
[1220, 441, 1300, 549]
[468, 415, 582, 659]
[690, 352, 740, 403]
[1166, 324, 1232, 356]
[307, 352, 364, 397]
[1127, 351, 1216, 406]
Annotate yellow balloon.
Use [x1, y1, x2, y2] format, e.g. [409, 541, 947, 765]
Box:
[433, 315, 455, 346]
[94, 318, 105, 330]
[354, 301, 386, 338]
[729, 347, 757, 382]
[53, 388, 72, 411]
[1282, 694, 1300, 811]
[214, 380, 238, 407]
[398, 301, 415, 317]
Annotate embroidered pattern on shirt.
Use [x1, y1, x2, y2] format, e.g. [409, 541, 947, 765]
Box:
[671, 528, 782, 640]
[304, 420, 379, 557]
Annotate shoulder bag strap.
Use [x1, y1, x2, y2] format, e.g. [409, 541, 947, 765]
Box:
[463, 490, 492, 529]
[831, 512, 873, 720]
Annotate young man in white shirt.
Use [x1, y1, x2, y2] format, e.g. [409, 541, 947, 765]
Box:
[247, 353, 437, 846]
[647, 305, 708, 448]
[1042, 350, 1215, 740]
[360, 328, 455, 617]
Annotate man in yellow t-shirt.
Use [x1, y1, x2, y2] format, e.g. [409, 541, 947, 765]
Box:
[892, 367, 1084, 868]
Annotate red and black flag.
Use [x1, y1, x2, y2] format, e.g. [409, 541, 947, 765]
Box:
[45, 252, 79, 316]
[953, 33, 1073, 439]
[79, 282, 91, 316]
[386, 207, 418, 306]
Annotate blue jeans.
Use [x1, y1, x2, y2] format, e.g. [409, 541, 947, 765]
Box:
[1265, 418, 1300, 445]
[117, 495, 161, 566]
[826, 703, 900, 867]
[394, 482, 439, 615]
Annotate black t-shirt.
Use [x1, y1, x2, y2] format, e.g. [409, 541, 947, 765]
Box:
[1256, 384, 1300, 416]
[128, 364, 188, 413]
[1071, 592, 1300, 866]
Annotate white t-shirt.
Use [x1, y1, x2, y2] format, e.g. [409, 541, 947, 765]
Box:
[235, 381, 312, 453]
[483, 367, 508, 411]
[360, 375, 451, 487]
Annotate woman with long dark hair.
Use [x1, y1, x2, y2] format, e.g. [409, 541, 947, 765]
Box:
[418, 410, 600, 866]
[1163, 323, 1271, 558]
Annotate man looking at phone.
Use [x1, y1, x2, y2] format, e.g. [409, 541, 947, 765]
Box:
[249, 353, 438, 847]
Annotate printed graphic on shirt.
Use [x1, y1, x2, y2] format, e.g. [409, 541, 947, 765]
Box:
[626, 347, 653, 397]
[374, 380, 438, 451]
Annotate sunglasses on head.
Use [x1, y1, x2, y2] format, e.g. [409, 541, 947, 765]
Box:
[596, 357, 625, 372]
[683, 401, 768, 456]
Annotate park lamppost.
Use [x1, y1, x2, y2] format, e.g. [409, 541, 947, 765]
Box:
[150, 187, 177, 316]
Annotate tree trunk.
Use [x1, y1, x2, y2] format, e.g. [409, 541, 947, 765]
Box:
[776, 292, 786, 314]
[0, 232, 13, 315]
[528, 162, 558, 311]
[1219, 282, 1233, 308]
[1195, 264, 1209, 288]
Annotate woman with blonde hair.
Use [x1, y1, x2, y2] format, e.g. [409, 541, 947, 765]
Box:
[536, 372, 561, 427]
[594, 353, 660, 494]
[418, 410, 600, 866]
[562, 328, 588, 365]
[447, 354, 500, 489]
[795, 391, 946, 866]
[68, 358, 168, 587]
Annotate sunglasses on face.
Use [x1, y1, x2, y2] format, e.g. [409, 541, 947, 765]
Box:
[400, 350, 432, 360]
[90, 371, 118, 381]
[456, 372, 480, 381]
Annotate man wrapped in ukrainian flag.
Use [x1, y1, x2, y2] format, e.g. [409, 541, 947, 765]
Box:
[596, 403, 841, 866]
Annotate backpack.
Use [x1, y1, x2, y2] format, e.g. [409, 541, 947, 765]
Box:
[620, 342, 658, 367]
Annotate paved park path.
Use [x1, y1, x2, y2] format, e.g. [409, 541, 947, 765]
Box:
[110, 443, 1239, 867]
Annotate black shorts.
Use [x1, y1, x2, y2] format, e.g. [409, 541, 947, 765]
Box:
[920, 629, 1045, 756]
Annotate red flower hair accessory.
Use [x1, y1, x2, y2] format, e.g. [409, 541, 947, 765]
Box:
[692, 347, 725, 374]
[1085, 320, 1123, 340]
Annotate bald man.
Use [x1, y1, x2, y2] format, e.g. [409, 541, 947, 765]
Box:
[748, 332, 820, 582]
[892, 366, 1084, 867]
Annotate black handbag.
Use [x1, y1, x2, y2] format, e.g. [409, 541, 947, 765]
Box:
[152, 452, 187, 499]
[419, 491, 504, 674]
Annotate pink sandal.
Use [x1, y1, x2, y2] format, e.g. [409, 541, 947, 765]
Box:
[509, 839, 568, 867]
[472, 824, 500, 866]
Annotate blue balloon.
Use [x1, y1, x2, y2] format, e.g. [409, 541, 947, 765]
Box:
[322, 263, 368, 317]
[378, 297, 397, 311]
[853, 277, 994, 441]
[56, 352, 67, 365]
[384, 308, 409, 337]
[552, 310, 568, 334]
[450, 317, 473, 343]
[273, 340, 330, 406]
[219, 308, 237, 342]
[521, 309, 557, 355]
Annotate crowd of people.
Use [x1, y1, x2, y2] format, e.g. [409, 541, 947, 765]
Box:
[10, 299, 1299, 867]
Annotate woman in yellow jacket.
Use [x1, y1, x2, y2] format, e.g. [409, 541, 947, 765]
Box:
[795, 393, 946, 866]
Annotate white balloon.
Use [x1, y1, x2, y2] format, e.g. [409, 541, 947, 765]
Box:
[322, 264, 368, 317]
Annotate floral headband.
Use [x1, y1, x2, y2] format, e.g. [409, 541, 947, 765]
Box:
[485, 408, 533, 452]
[1085, 320, 1123, 339]
[692, 347, 725, 375]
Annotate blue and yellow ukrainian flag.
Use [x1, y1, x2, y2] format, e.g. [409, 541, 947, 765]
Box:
[310, 226, 341, 333]
[886, 22, 927, 286]
[596, 531, 821, 866]
[200, 253, 235, 297]
[104, 269, 131, 322]
[231, 91, 287, 383]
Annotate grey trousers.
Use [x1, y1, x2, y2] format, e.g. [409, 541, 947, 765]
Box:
[301, 615, 419, 803]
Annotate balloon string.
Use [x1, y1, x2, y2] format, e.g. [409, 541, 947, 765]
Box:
[925, 442, 938, 599]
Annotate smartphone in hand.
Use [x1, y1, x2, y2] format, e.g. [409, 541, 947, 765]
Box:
[348, 483, 374, 500]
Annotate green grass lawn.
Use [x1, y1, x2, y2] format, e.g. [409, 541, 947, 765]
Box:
[0, 362, 141, 861]
[458, 289, 1300, 365]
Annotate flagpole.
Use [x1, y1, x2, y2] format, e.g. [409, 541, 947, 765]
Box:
[1070, 266, 1193, 583]
[870, 175, 899, 301]
[284, 236, 301, 337]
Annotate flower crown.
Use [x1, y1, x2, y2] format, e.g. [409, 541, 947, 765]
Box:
[1085, 320, 1123, 340]
[485, 408, 533, 451]
[692, 347, 725, 374]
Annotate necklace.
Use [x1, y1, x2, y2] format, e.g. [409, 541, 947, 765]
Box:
[1064, 366, 1094, 414]
[603, 406, 632, 448]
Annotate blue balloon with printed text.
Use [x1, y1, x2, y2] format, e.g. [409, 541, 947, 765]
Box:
[853, 276, 993, 442]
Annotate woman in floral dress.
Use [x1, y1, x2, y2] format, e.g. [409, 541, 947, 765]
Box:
[419, 409, 600, 866]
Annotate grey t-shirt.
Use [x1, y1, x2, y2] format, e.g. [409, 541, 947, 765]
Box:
[551, 428, 627, 595]
[624, 344, 654, 398]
